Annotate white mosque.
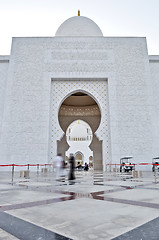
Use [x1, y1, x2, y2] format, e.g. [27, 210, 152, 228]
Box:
[0, 12, 159, 171]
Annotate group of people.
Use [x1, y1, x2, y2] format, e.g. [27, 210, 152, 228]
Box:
[54, 153, 75, 181]
[76, 162, 89, 171]
[54, 153, 89, 182]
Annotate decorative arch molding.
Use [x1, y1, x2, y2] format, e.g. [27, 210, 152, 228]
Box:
[57, 87, 104, 141]
[49, 78, 111, 170]
[59, 105, 100, 116]
[57, 88, 102, 114]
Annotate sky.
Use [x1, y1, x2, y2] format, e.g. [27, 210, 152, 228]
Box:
[0, 0, 159, 55]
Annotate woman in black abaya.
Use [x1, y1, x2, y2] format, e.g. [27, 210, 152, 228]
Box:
[68, 153, 75, 181]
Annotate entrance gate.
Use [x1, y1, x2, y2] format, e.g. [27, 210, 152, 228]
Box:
[49, 79, 111, 171]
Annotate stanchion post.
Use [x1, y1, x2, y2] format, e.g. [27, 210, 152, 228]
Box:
[37, 164, 39, 175]
[110, 164, 111, 172]
[154, 164, 157, 184]
[45, 164, 47, 176]
[28, 164, 30, 179]
[12, 164, 14, 185]
[20, 164, 29, 179]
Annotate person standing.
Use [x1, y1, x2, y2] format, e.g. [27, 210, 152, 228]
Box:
[54, 153, 63, 180]
[84, 162, 89, 171]
[68, 153, 75, 181]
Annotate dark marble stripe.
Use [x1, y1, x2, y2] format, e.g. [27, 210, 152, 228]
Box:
[91, 188, 126, 197]
[0, 195, 75, 211]
[0, 211, 71, 240]
[93, 195, 159, 209]
[112, 216, 159, 240]
[1, 185, 159, 213]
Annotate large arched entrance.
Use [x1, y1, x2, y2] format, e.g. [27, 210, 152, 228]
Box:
[65, 119, 93, 166]
[49, 79, 111, 171]
[57, 91, 103, 170]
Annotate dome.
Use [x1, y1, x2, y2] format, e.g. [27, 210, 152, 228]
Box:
[55, 16, 103, 37]
[70, 124, 87, 139]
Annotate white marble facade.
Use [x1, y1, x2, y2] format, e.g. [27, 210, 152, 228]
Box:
[0, 15, 159, 170]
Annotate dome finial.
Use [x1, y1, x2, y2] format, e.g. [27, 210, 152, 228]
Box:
[78, 10, 80, 16]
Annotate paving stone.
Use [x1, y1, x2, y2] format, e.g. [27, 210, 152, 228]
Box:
[0, 171, 159, 239]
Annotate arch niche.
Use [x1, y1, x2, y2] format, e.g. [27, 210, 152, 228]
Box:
[75, 152, 84, 166]
[58, 91, 103, 170]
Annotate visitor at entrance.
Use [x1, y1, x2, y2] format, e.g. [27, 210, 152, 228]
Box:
[84, 162, 89, 171]
[54, 153, 63, 180]
[68, 153, 75, 181]
[76, 161, 83, 170]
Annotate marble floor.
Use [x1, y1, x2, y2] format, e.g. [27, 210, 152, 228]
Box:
[0, 169, 159, 240]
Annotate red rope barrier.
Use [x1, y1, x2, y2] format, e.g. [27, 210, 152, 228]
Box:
[0, 163, 157, 167]
[0, 164, 13, 167]
[106, 163, 154, 166]
[0, 164, 53, 167]
[138, 163, 151, 165]
[29, 164, 39, 166]
[14, 164, 28, 167]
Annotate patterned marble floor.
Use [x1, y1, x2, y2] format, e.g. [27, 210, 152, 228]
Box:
[0, 170, 159, 239]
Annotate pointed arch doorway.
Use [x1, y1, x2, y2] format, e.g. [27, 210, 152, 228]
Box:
[57, 91, 102, 170]
[75, 152, 84, 166]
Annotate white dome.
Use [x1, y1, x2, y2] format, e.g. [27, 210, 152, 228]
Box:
[70, 124, 87, 138]
[55, 16, 103, 37]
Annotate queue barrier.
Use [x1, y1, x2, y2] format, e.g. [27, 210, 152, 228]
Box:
[0, 164, 53, 167]
[0, 162, 159, 184]
[0, 163, 54, 184]
[106, 163, 159, 168]
[105, 163, 159, 173]
[105, 163, 159, 166]
[106, 163, 159, 183]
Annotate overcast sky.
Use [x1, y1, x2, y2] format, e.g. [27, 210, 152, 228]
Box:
[0, 0, 159, 55]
